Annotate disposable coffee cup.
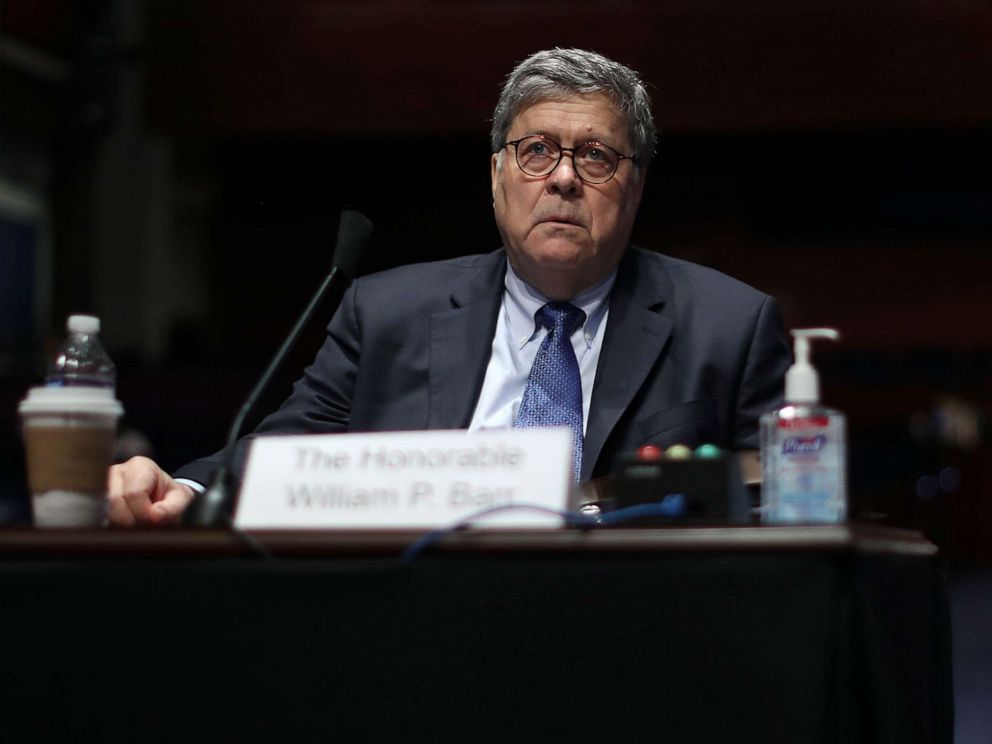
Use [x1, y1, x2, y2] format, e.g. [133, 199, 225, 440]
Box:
[19, 386, 124, 528]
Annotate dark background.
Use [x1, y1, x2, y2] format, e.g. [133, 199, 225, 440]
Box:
[1, 0, 990, 559]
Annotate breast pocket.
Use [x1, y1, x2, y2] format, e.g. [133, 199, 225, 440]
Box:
[636, 398, 719, 448]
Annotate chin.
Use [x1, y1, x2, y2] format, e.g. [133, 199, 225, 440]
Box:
[526, 239, 589, 269]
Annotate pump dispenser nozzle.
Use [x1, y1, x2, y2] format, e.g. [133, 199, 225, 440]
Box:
[785, 328, 840, 405]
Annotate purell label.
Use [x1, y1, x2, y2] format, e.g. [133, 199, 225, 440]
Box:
[761, 411, 847, 524]
[782, 435, 827, 455]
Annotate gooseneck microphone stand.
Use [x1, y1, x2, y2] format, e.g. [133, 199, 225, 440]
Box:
[183, 210, 374, 527]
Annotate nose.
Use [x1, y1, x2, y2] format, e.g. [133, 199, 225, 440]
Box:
[546, 152, 582, 196]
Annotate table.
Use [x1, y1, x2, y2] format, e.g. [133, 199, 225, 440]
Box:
[0, 524, 952, 743]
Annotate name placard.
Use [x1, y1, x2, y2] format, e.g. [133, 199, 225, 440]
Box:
[234, 428, 572, 529]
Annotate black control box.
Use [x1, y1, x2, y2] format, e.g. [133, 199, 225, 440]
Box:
[611, 452, 749, 523]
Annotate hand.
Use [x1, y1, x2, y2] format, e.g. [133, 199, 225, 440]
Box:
[107, 456, 195, 527]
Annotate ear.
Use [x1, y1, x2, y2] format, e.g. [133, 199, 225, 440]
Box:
[490, 152, 500, 195]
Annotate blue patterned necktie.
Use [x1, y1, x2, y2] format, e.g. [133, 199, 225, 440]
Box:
[514, 302, 586, 482]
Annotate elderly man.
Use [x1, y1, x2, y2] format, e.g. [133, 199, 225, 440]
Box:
[108, 48, 790, 526]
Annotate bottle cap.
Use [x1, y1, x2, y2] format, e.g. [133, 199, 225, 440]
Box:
[67, 315, 100, 334]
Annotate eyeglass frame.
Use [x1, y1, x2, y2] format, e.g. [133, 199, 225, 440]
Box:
[500, 134, 636, 184]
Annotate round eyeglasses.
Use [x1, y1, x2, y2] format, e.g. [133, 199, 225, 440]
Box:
[502, 134, 634, 184]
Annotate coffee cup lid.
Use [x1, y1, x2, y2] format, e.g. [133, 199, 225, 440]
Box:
[19, 386, 124, 417]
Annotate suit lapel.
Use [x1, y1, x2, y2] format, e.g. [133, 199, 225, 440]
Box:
[427, 252, 506, 429]
[583, 250, 672, 478]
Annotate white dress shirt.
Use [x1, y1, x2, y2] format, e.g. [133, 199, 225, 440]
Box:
[468, 262, 615, 434]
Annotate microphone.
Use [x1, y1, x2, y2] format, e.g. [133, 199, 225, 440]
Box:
[184, 210, 374, 527]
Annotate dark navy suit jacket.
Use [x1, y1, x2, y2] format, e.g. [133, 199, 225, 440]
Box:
[174, 247, 790, 485]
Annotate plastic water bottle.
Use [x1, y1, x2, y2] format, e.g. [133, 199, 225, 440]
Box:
[46, 315, 117, 389]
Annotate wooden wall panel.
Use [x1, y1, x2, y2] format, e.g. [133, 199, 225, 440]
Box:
[147, 1, 992, 136]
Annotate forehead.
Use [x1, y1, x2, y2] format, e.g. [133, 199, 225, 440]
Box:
[508, 93, 630, 147]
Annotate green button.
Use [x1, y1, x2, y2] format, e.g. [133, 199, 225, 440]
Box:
[665, 444, 693, 460]
[695, 443, 722, 459]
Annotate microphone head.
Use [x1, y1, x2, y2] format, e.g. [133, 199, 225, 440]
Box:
[334, 210, 373, 278]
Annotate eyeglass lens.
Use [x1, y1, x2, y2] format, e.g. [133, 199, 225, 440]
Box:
[514, 136, 620, 182]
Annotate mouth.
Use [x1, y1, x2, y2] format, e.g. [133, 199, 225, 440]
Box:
[539, 216, 582, 227]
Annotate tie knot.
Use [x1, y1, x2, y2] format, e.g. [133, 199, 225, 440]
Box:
[536, 302, 586, 337]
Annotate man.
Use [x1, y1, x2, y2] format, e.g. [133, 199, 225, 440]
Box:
[108, 48, 790, 526]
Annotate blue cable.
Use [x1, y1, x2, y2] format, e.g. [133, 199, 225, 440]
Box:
[400, 493, 687, 563]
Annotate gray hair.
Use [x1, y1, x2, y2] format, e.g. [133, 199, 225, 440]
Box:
[490, 48, 657, 167]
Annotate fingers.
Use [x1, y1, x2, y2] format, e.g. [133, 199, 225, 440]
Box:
[107, 456, 193, 527]
[107, 464, 134, 526]
[120, 458, 156, 523]
[147, 484, 195, 525]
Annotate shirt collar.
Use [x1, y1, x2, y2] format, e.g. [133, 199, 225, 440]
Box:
[503, 261, 616, 349]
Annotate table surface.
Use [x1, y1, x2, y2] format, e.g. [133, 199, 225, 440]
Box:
[0, 521, 937, 558]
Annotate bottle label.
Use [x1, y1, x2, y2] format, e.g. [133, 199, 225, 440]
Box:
[762, 417, 846, 524]
[781, 435, 826, 455]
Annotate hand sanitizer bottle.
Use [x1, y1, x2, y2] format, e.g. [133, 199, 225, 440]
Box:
[760, 328, 847, 524]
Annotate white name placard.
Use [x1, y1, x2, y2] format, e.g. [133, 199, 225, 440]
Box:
[234, 428, 573, 529]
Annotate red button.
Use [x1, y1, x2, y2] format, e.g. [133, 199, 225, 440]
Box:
[637, 444, 664, 461]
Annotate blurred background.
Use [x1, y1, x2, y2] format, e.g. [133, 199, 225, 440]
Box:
[1, 0, 990, 553]
[1, 2, 991, 738]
